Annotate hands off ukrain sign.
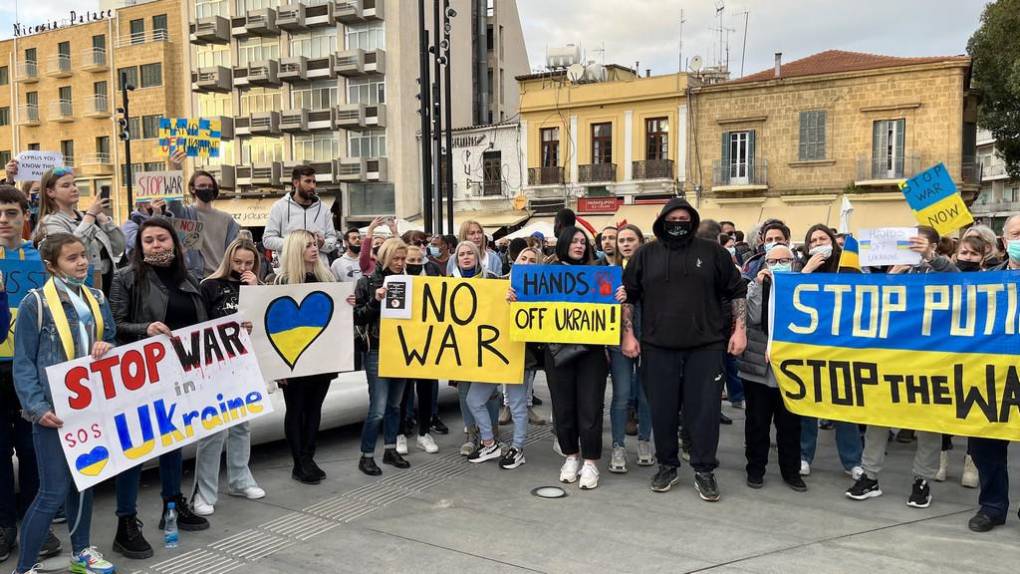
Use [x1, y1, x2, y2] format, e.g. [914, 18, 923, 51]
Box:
[509, 264, 622, 345]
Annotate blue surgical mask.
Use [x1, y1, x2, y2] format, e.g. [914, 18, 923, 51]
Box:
[769, 263, 792, 273]
[595, 250, 606, 261]
[60, 274, 87, 289]
[427, 245, 442, 259]
[726, 246, 736, 256]
[809, 244, 833, 258]
[1008, 240, 1020, 263]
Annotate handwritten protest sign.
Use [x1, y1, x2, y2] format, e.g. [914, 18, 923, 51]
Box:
[509, 264, 621, 345]
[170, 218, 203, 250]
[239, 282, 354, 380]
[0, 258, 48, 359]
[898, 163, 973, 235]
[14, 151, 63, 182]
[158, 118, 222, 158]
[46, 315, 272, 490]
[134, 171, 184, 203]
[380, 276, 525, 384]
[858, 227, 921, 267]
[769, 271, 1020, 441]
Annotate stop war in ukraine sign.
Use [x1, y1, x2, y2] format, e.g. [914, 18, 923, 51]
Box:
[46, 315, 272, 490]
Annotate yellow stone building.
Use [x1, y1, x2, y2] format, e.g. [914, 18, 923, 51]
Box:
[0, 0, 190, 221]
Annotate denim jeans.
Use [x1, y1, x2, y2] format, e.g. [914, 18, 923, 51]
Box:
[360, 350, 406, 455]
[469, 370, 533, 449]
[17, 425, 93, 572]
[503, 375, 535, 408]
[115, 450, 183, 516]
[457, 382, 499, 431]
[723, 354, 745, 404]
[800, 417, 862, 470]
[969, 437, 1010, 520]
[192, 422, 258, 506]
[609, 349, 651, 446]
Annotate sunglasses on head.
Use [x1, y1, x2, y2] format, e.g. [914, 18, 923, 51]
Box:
[50, 166, 74, 177]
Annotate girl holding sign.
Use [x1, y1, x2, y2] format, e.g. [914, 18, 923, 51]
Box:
[12, 233, 117, 574]
[35, 167, 125, 294]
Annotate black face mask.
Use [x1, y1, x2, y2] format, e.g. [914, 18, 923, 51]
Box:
[193, 188, 217, 203]
[372, 246, 380, 256]
[406, 264, 424, 275]
[957, 260, 982, 273]
[229, 270, 242, 280]
[347, 244, 361, 255]
[664, 220, 692, 238]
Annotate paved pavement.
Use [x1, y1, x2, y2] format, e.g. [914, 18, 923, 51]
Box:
[22, 373, 1020, 574]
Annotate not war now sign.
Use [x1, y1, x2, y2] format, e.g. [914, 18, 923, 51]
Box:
[898, 163, 973, 236]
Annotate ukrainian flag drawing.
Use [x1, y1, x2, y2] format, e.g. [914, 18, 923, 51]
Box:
[838, 235, 861, 271]
[265, 292, 334, 369]
[75, 446, 110, 477]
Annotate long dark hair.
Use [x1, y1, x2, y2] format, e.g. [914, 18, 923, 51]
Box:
[131, 216, 188, 283]
[803, 223, 842, 273]
[555, 225, 593, 265]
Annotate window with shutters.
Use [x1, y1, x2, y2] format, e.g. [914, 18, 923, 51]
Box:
[142, 115, 161, 139]
[872, 119, 905, 179]
[540, 128, 559, 168]
[798, 111, 826, 161]
[140, 63, 162, 88]
[720, 130, 755, 185]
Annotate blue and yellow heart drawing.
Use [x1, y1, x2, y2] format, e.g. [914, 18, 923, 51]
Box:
[75, 446, 110, 477]
[265, 292, 335, 369]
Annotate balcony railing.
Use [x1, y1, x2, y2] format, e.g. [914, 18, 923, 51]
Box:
[85, 95, 110, 117]
[528, 166, 564, 186]
[18, 104, 40, 124]
[971, 200, 1017, 214]
[46, 54, 73, 77]
[335, 0, 364, 23]
[81, 48, 108, 70]
[78, 153, 112, 166]
[633, 158, 674, 180]
[578, 163, 617, 183]
[855, 153, 923, 182]
[17, 61, 38, 81]
[48, 99, 74, 121]
[115, 28, 169, 48]
[712, 159, 769, 187]
[982, 162, 1008, 180]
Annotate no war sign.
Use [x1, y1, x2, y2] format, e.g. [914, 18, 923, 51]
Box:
[509, 264, 622, 345]
[46, 315, 272, 490]
[898, 163, 973, 235]
[380, 276, 525, 384]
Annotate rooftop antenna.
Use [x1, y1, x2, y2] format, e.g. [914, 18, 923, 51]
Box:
[738, 10, 750, 76]
[592, 42, 606, 66]
[715, 1, 725, 68]
[678, 8, 687, 73]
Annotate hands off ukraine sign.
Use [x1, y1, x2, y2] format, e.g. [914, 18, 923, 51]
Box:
[46, 316, 272, 490]
[509, 265, 622, 345]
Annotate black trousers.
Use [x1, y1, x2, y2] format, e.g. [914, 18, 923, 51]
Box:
[0, 362, 37, 527]
[400, 379, 436, 437]
[743, 381, 801, 480]
[642, 345, 724, 472]
[545, 348, 608, 460]
[282, 374, 333, 465]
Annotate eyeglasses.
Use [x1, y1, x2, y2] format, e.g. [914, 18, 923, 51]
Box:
[50, 166, 74, 177]
[766, 258, 795, 265]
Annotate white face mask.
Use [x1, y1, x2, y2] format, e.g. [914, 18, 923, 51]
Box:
[809, 244, 833, 258]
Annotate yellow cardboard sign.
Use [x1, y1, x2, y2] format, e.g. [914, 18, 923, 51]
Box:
[379, 277, 525, 384]
[913, 193, 973, 236]
[510, 302, 620, 345]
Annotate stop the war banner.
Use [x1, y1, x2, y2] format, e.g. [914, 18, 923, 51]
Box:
[509, 264, 622, 345]
[380, 276, 525, 384]
[769, 271, 1020, 441]
[46, 315, 272, 490]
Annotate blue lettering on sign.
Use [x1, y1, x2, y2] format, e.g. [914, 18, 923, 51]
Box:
[511, 264, 621, 304]
[900, 163, 958, 212]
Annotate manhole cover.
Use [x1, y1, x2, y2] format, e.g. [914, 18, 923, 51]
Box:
[531, 486, 567, 499]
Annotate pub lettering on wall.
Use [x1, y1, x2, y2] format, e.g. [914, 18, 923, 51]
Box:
[12, 10, 115, 38]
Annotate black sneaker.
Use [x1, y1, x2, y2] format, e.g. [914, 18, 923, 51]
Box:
[430, 416, 450, 435]
[746, 474, 764, 489]
[719, 413, 733, 425]
[304, 458, 327, 480]
[383, 449, 411, 469]
[531, 395, 543, 406]
[359, 456, 382, 476]
[0, 526, 15, 562]
[650, 465, 680, 493]
[906, 478, 932, 508]
[52, 507, 67, 524]
[784, 476, 808, 492]
[968, 511, 1006, 532]
[468, 441, 502, 464]
[113, 514, 154, 560]
[160, 496, 210, 531]
[499, 447, 526, 470]
[38, 528, 62, 559]
[846, 476, 882, 500]
[293, 463, 322, 484]
[695, 472, 720, 502]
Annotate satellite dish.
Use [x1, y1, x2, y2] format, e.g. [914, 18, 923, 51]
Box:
[689, 55, 704, 72]
[566, 64, 585, 83]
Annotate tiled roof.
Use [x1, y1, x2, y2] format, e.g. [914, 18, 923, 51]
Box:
[729, 50, 969, 84]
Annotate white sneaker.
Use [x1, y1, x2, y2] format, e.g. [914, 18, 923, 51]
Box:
[800, 460, 811, 476]
[228, 486, 266, 500]
[637, 440, 656, 466]
[396, 434, 408, 455]
[416, 433, 439, 454]
[192, 492, 215, 516]
[844, 465, 864, 481]
[609, 446, 627, 474]
[935, 451, 949, 482]
[961, 454, 979, 488]
[579, 462, 600, 490]
[559, 456, 580, 483]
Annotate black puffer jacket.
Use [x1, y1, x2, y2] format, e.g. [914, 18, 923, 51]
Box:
[736, 277, 771, 386]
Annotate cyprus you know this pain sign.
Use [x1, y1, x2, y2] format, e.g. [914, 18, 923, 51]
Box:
[46, 316, 273, 491]
[509, 264, 622, 345]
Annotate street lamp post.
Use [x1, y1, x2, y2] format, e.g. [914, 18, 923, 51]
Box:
[117, 72, 136, 209]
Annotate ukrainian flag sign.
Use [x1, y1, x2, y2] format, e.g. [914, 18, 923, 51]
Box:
[158, 117, 222, 158]
[769, 271, 1020, 440]
[509, 264, 622, 345]
[899, 163, 973, 236]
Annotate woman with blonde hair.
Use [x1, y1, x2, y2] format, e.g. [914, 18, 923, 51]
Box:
[276, 230, 337, 485]
[36, 167, 125, 293]
[354, 238, 412, 475]
[190, 238, 266, 515]
[447, 220, 502, 276]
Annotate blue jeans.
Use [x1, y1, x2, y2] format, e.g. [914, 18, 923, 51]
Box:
[458, 382, 499, 431]
[361, 350, 406, 455]
[469, 370, 533, 448]
[609, 349, 651, 446]
[115, 450, 183, 516]
[969, 437, 1010, 520]
[723, 354, 744, 404]
[800, 417, 862, 470]
[17, 425, 93, 572]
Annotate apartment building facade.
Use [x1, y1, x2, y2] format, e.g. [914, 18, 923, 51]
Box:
[187, 0, 527, 230]
[971, 127, 1019, 232]
[0, 0, 189, 221]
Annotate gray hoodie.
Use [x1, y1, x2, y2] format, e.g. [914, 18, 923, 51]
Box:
[262, 192, 338, 262]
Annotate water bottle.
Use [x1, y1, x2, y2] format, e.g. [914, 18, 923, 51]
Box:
[164, 502, 179, 549]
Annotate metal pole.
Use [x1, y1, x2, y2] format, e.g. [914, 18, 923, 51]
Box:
[121, 74, 134, 209]
[432, 0, 444, 235]
[417, 0, 433, 233]
[443, 0, 454, 234]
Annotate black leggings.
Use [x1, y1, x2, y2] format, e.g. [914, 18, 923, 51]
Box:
[400, 380, 436, 437]
[282, 374, 333, 465]
[545, 348, 609, 460]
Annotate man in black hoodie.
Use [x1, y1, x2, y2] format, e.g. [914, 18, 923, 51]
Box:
[622, 198, 748, 502]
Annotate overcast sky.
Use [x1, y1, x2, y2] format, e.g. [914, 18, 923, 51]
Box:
[2, 0, 989, 78]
